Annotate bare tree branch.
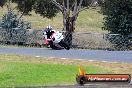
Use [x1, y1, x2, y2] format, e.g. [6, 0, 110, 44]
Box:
[77, 0, 84, 11]
[67, 0, 69, 11]
[72, 6, 90, 18]
[78, 6, 89, 14]
[72, 0, 77, 17]
[18, 10, 25, 21]
[72, 0, 93, 18]
[51, 0, 63, 12]
[62, 0, 67, 18]
[18, 1, 26, 21]
[12, 6, 17, 11]
[71, 0, 76, 10]
[67, 0, 71, 17]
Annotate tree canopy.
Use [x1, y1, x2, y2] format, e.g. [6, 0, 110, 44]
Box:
[0, 0, 99, 46]
[0, 0, 97, 18]
[101, 0, 132, 36]
[0, 0, 7, 7]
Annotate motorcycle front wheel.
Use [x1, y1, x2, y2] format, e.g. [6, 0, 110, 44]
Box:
[59, 41, 70, 50]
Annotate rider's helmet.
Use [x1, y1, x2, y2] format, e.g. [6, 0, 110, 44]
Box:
[45, 25, 53, 33]
[46, 25, 52, 30]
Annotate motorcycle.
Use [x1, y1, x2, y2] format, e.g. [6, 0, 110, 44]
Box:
[43, 30, 70, 50]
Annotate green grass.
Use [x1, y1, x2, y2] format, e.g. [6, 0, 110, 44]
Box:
[0, 54, 132, 87]
[0, 61, 104, 87]
[0, 3, 107, 33]
[0, 54, 111, 87]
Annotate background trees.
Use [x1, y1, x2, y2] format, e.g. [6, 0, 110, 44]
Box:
[0, 0, 96, 32]
[101, 0, 132, 36]
[0, 0, 131, 49]
[0, 0, 31, 44]
[52, 0, 93, 32]
[3, 0, 95, 46]
[0, 0, 7, 7]
[101, 0, 132, 49]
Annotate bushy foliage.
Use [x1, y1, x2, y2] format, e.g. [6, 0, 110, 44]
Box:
[0, 10, 31, 43]
[12, 0, 59, 18]
[0, 0, 94, 18]
[1, 10, 17, 28]
[101, 0, 132, 36]
[101, 0, 132, 50]
[0, 0, 7, 7]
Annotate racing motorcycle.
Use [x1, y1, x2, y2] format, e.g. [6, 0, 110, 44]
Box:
[43, 30, 70, 50]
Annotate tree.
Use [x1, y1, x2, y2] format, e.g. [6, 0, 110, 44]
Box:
[0, 0, 31, 44]
[0, 0, 7, 7]
[52, 0, 91, 32]
[51, 0, 95, 45]
[101, 0, 132, 36]
[0, 0, 98, 46]
[12, 0, 60, 18]
[101, 0, 132, 50]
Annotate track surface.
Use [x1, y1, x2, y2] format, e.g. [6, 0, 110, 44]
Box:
[0, 47, 132, 63]
[16, 83, 132, 88]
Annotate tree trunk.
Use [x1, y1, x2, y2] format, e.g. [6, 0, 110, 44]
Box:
[64, 16, 75, 47]
[63, 15, 66, 31]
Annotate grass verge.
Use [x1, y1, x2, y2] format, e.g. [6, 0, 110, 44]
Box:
[0, 54, 131, 87]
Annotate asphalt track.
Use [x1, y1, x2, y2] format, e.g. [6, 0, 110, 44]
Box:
[0, 47, 132, 63]
[17, 84, 132, 88]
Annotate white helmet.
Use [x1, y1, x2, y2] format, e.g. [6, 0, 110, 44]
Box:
[46, 25, 52, 29]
